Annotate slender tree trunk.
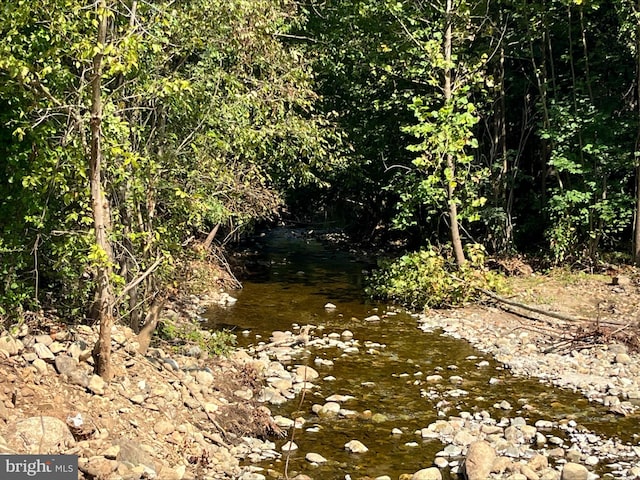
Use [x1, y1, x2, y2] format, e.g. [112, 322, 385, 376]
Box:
[531, 36, 553, 207]
[447, 162, 465, 266]
[544, 6, 557, 99]
[497, 29, 513, 251]
[203, 223, 221, 251]
[90, 0, 114, 381]
[578, 6, 602, 261]
[579, 7, 594, 101]
[136, 294, 166, 355]
[634, 0, 640, 264]
[635, 164, 640, 264]
[538, 6, 555, 206]
[444, 0, 465, 266]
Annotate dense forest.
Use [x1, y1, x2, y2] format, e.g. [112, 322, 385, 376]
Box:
[2, 0, 640, 376]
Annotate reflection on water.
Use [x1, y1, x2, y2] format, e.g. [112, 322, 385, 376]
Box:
[204, 228, 636, 479]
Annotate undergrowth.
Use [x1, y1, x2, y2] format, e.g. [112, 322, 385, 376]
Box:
[158, 320, 237, 357]
[366, 243, 505, 309]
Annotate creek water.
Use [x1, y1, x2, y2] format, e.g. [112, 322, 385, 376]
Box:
[205, 228, 634, 479]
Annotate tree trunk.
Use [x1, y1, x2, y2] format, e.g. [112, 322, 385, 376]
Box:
[635, 165, 640, 264]
[123, 0, 142, 332]
[90, 0, 114, 381]
[497, 24, 513, 251]
[535, 6, 555, 207]
[202, 224, 220, 251]
[634, 0, 640, 265]
[485, 12, 512, 253]
[444, 0, 466, 266]
[137, 294, 167, 355]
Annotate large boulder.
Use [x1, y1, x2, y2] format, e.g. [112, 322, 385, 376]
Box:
[0, 337, 23, 356]
[560, 462, 589, 480]
[115, 440, 157, 476]
[463, 440, 496, 480]
[4, 416, 75, 454]
[412, 467, 443, 480]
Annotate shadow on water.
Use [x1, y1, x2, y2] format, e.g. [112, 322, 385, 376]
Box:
[204, 228, 638, 479]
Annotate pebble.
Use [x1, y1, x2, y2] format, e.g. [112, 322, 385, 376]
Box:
[317, 402, 341, 416]
[443, 445, 463, 456]
[33, 342, 55, 360]
[153, 420, 175, 435]
[434, 457, 449, 468]
[345, 440, 369, 453]
[0, 337, 23, 356]
[560, 462, 589, 480]
[411, 467, 442, 480]
[326, 394, 355, 402]
[32, 358, 48, 374]
[281, 441, 298, 452]
[615, 353, 631, 365]
[294, 366, 319, 381]
[305, 452, 327, 463]
[273, 415, 295, 428]
[584, 455, 599, 466]
[88, 374, 106, 395]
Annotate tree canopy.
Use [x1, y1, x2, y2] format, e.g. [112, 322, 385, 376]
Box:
[3, 0, 640, 372]
[0, 0, 342, 376]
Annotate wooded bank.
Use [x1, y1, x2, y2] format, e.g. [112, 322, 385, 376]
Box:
[3, 0, 640, 377]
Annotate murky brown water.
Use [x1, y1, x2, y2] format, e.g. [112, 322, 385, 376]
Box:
[205, 228, 636, 479]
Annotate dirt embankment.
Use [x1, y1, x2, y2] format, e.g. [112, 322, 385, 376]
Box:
[480, 268, 640, 351]
[0, 291, 278, 480]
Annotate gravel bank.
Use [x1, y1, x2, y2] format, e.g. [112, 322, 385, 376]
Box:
[418, 306, 640, 416]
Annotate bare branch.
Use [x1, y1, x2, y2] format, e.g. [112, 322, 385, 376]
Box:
[114, 255, 164, 305]
[272, 33, 319, 43]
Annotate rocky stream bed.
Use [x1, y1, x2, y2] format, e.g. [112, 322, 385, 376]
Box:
[1, 228, 640, 480]
[1, 287, 640, 480]
[235, 301, 640, 480]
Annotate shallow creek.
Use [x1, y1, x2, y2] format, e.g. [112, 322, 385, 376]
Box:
[205, 228, 634, 479]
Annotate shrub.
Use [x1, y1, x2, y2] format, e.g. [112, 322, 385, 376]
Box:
[158, 320, 237, 357]
[366, 243, 504, 309]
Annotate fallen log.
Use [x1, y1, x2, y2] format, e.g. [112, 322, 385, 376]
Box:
[477, 287, 633, 328]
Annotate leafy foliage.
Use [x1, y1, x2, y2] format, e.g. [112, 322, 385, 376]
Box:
[292, 0, 640, 269]
[4, 0, 640, 330]
[541, 97, 635, 263]
[366, 244, 505, 309]
[158, 320, 237, 357]
[0, 0, 342, 320]
[290, 0, 421, 235]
